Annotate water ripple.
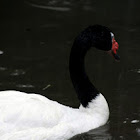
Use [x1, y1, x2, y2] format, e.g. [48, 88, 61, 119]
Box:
[24, 0, 95, 12]
[16, 84, 34, 88]
[25, 1, 71, 11]
[131, 120, 139, 124]
[10, 69, 26, 76]
[0, 50, 4, 55]
[136, 128, 140, 136]
[0, 67, 7, 71]
[129, 69, 140, 74]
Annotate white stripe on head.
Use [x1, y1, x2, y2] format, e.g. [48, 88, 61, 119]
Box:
[110, 32, 114, 39]
[110, 32, 114, 43]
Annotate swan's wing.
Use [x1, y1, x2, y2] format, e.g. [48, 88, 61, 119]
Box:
[0, 125, 72, 140]
[0, 118, 86, 140]
[0, 90, 70, 136]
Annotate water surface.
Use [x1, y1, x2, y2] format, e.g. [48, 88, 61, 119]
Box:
[0, 0, 140, 139]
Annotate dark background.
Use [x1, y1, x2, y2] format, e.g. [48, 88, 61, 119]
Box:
[0, 0, 140, 139]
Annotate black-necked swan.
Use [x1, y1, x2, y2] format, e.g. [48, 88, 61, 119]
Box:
[0, 25, 119, 140]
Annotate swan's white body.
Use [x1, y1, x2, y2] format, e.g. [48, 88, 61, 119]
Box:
[0, 90, 109, 140]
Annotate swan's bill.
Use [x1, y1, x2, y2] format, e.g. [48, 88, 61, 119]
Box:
[108, 33, 120, 61]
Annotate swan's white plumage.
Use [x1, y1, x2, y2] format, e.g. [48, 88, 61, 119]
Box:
[0, 90, 109, 140]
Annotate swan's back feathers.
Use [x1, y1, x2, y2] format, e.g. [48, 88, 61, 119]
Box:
[0, 91, 68, 135]
[0, 91, 109, 140]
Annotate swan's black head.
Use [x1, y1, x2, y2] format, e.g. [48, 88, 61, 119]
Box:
[80, 25, 120, 60]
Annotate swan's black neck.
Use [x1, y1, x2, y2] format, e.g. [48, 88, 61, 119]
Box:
[69, 34, 99, 107]
[69, 25, 112, 107]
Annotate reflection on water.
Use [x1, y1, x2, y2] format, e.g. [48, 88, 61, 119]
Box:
[129, 68, 140, 74]
[70, 124, 112, 140]
[0, 67, 7, 71]
[16, 84, 34, 88]
[137, 128, 140, 136]
[70, 125, 112, 140]
[0, 0, 140, 139]
[25, 1, 71, 12]
[131, 120, 140, 124]
[24, 0, 95, 11]
[0, 50, 4, 55]
[10, 69, 26, 76]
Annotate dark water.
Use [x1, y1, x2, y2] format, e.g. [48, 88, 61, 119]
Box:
[0, 0, 140, 139]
